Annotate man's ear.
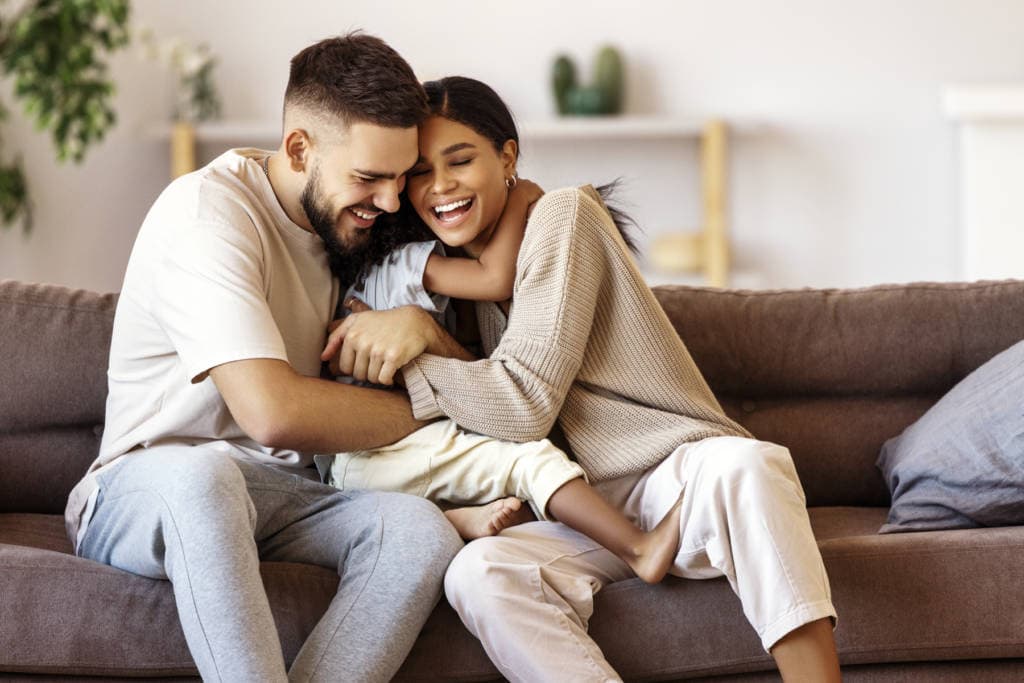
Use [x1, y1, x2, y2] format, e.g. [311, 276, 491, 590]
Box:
[501, 139, 518, 176]
[284, 129, 312, 173]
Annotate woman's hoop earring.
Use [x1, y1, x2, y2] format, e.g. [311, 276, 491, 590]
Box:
[506, 174, 518, 189]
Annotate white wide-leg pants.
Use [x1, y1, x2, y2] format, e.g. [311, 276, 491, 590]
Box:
[443, 437, 837, 683]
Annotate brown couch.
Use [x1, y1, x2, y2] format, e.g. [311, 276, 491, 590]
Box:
[3, 277, 1024, 682]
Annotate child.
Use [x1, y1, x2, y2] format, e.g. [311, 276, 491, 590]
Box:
[322, 180, 684, 584]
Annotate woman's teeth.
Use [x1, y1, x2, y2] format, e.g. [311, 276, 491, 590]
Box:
[433, 198, 471, 217]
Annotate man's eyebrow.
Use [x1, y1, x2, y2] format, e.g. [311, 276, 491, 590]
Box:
[355, 152, 421, 178]
[352, 169, 399, 180]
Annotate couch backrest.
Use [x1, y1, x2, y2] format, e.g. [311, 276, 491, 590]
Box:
[0, 280, 116, 513]
[653, 280, 1024, 506]
[3, 279, 1023, 513]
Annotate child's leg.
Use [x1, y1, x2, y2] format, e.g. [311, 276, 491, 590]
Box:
[332, 419, 682, 579]
[426, 432, 684, 581]
[443, 497, 535, 540]
[329, 420, 583, 535]
[546, 478, 684, 584]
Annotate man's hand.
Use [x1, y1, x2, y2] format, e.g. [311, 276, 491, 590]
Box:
[321, 299, 441, 385]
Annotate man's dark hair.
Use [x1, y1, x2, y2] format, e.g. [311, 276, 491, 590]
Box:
[284, 32, 428, 128]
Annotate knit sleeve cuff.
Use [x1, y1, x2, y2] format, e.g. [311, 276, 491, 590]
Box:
[402, 359, 445, 420]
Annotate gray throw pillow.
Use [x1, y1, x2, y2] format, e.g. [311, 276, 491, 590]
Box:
[876, 339, 1024, 533]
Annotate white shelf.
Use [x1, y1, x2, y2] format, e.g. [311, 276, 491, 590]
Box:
[148, 116, 709, 143]
[146, 120, 279, 142]
[944, 84, 1024, 122]
[520, 116, 705, 139]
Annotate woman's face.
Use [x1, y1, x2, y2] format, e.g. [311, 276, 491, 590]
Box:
[406, 115, 516, 257]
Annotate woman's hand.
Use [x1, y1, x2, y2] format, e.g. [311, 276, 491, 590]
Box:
[322, 299, 442, 385]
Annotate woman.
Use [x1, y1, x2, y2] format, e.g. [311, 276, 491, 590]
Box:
[328, 76, 841, 682]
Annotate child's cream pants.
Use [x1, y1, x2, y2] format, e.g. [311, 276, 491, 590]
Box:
[329, 419, 586, 520]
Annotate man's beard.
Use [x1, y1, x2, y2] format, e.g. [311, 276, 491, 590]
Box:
[300, 165, 370, 285]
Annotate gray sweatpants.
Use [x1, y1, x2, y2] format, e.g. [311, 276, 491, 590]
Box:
[77, 444, 463, 682]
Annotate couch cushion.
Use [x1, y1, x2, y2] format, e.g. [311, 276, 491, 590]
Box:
[679, 660, 1024, 682]
[0, 514, 338, 677]
[653, 280, 1024, 399]
[597, 508, 1024, 679]
[0, 281, 116, 431]
[719, 396, 936, 507]
[0, 281, 116, 514]
[816, 514, 1024, 666]
[0, 429, 100, 514]
[653, 280, 1024, 507]
[878, 339, 1024, 533]
[7, 509, 1022, 680]
[0, 513, 73, 553]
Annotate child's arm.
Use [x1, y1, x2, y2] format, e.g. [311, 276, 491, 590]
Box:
[423, 179, 544, 302]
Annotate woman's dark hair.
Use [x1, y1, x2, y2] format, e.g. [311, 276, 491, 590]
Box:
[423, 77, 520, 157]
[354, 76, 639, 283]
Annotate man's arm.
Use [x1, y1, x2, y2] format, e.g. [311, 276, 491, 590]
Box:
[321, 301, 476, 385]
[209, 357, 427, 453]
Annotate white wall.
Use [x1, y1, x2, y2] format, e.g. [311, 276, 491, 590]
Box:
[1, 0, 1022, 292]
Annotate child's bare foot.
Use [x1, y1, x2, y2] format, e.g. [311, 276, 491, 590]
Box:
[627, 495, 684, 583]
[445, 497, 534, 540]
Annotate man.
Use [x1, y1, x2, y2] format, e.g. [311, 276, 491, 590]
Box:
[64, 33, 463, 682]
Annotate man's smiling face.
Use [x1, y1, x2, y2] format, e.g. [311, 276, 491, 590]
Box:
[301, 121, 418, 255]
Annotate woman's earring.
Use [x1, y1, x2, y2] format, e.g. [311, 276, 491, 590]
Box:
[506, 174, 518, 189]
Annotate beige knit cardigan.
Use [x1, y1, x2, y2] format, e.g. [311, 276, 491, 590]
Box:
[403, 185, 751, 482]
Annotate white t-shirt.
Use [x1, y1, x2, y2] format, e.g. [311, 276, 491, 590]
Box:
[65, 148, 340, 546]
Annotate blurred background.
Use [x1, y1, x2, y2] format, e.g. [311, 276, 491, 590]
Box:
[0, 0, 1022, 293]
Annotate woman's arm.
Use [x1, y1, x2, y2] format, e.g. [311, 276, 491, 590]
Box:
[403, 187, 610, 442]
[422, 180, 543, 302]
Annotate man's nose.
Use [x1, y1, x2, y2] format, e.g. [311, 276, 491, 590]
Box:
[375, 183, 402, 213]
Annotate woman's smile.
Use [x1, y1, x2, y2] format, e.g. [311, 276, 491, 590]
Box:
[430, 196, 475, 228]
